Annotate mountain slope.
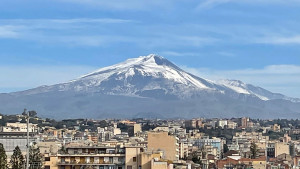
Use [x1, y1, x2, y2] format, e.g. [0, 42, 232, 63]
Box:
[1, 54, 300, 119]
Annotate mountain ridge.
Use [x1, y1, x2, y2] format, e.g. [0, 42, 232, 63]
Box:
[11, 54, 298, 102]
[1, 54, 300, 119]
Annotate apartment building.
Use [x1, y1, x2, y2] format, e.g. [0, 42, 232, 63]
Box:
[147, 131, 179, 161]
[45, 144, 170, 169]
[194, 136, 223, 159]
[54, 146, 126, 169]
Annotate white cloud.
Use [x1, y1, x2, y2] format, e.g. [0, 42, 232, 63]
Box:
[217, 51, 236, 57]
[197, 0, 233, 9]
[0, 18, 134, 25]
[256, 35, 300, 45]
[181, 64, 300, 98]
[0, 25, 19, 38]
[59, 0, 174, 10]
[2, 17, 300, 47]
[0, 18, 136, 46]
[159, 51, 198, 57]
[197, 0, 300, 10]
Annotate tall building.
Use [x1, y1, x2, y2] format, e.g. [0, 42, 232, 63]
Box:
[45, 145, 170, 169]
[147, 132, 179, 161]
[194, 136, 223, 159]
[241, 117, 249, 128]
[185, 119, 197, 128]
[0, 132, 37, 156]
[53, 146, 128, 169]
[133, 124, 142, 135]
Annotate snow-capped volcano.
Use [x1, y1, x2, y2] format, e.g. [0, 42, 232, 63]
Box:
[2, 54, 300, 119]
[80, 54, 211, 90]
[17, 54, 298, 102]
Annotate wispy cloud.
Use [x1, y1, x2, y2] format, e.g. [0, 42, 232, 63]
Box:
[0, 25, 20, 38]
[59, 0, 175, 10]
[197, 0, 233, 9]
[0, 18, 134, 24]
[1, 17, 300, 48]
[196, 0, 300, 10]
[50, 35, 137, 47]
[0, 18, 136, 46]
[159, 51, 199, 57]
[217, 51, 236, 57]
[256, 35, 300, 45]
[181, 64, 300, 98]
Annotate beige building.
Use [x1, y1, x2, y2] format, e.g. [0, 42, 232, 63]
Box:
[241, 117, 249, 128]
[227, 121, 237, 129]
[153, 126, 169, 132]
[45, 145, 170, 169]
[275, 142, 289, 157]
[133, 124, 142, 134]
[1, 122, 38, 132]
[53, 146, 127, 169]
[140, 151, 162, 169]
[44, 154, 58, 169]
[37, 141, 61, 155]
[125, 146, 142, 169]
[273, 124, 281, 132]
[147, 132, 179, 161]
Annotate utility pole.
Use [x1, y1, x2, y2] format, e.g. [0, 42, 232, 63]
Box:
[25, 109, 30, 169]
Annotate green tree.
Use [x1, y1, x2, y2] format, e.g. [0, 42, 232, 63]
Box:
[0, 143, 7, 168]
[28, 111, 37, 117]
[223, 144, 229, 154]
[10, 146, 25, 169]
[250, 142, 258, 159]
[29, 142, 43, 169]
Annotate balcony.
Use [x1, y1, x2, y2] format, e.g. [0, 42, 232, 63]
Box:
[57, 161, 125, 166]
[57, 153, 125, 157]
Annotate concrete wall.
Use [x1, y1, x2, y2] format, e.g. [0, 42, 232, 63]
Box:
[147, 132, 178, 161]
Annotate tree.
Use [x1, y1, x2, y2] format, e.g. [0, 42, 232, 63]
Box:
[250, 142, 258, 159]
[29, 142, 43, 169]
[0, 143, 7, 168]
[10, 146, 25, 169]
[28, 111, 37, 117]
[22, 109, 27, 116]
[223, 144, 229, 154]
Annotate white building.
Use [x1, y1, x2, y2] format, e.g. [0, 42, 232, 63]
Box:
[218, 120, 228, 129]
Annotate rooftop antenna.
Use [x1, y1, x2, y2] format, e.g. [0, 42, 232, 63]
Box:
[24, 109, 30, 169]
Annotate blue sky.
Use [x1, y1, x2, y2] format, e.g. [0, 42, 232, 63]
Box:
[0, 0, 300, 97]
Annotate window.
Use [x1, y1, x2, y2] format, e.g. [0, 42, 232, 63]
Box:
[133, 157, 136, 162]
[45, 157, 50, 161]
[45, 166, 50, 169]
[127, 166, 132, 169]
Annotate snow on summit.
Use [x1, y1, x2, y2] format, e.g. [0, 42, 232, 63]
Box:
[17, 54, 299, 102]
[78, 54, 211, 90]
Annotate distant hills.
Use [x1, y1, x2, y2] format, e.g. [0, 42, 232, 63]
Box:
[1, 54, 299, 119]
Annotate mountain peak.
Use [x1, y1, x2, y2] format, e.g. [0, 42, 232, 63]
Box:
[137, 54, 170, 66]
[4, 54, 300, 119]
